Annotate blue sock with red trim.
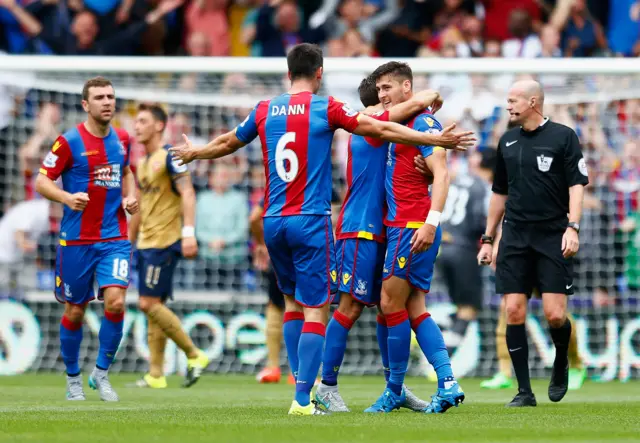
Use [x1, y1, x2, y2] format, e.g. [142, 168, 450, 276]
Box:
[60, 315, 83, 376]
[412, 313, 455, 389]
[376, 314, 390, 382]
[295, 322, 326, 406]
[283, 312, 304, 381]
[321, 310, 353, 386]
[386, 310, 411, 396]
[96, 310, 124, 370]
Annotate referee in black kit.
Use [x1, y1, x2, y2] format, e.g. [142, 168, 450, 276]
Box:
[477, 80, 589, 407]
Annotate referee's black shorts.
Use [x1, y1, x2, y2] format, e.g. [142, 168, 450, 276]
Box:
[438, 245, 483, 311]
[496, 218, 574, 297]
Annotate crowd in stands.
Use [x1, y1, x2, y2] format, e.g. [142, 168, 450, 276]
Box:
[0, 0, 639, 306]
[1, 0, 639, 57]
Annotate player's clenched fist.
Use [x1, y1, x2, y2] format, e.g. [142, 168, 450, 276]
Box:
[122, 196, 139, 214]
[410, 224, 436, 254]
[169, 134, 197, 166]
[64, 192, 89, 211]
[181, 236, 198, 258]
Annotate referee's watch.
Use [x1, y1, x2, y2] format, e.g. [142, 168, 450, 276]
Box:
[481, 234, 494, 245]
[567, 222, 580, 234]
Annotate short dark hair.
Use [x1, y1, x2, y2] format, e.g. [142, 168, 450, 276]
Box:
[371, 61, 413, 87]
[82, 76, 113, 101]
[358, 76, 379, 108]
[287, 43, 323, 81]
[138, 103, 168, 132]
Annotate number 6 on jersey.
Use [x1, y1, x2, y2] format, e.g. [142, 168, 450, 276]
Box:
[276, 132, 298, 183]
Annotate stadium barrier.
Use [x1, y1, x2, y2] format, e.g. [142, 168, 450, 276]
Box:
[1, 294, 638, 381]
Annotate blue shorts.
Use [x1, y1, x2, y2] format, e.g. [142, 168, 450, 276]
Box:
[263, 215, 337, 308]
[55, 240, 132, 305]
[382, 226, 442, 293]
[137, 241, 181, 300]
[336, 238, 385, 306]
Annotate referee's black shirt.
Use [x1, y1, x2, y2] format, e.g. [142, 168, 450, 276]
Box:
[492, 118, 590, 223]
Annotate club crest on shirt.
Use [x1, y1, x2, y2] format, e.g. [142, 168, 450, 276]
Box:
[355, 279, 368, 296]
[536, 154, 553, 172]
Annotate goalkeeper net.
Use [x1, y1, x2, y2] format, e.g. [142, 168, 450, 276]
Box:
[0, 56, 639, 381]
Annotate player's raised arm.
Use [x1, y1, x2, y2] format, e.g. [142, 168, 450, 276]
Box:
[353, 115, 474, 151]
[387, 89, 443, 123]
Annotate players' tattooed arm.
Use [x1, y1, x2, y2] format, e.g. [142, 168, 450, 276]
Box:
[170, 131, 246, 164]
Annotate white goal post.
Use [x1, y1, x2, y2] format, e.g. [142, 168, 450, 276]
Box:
[0, 55, 638, 382]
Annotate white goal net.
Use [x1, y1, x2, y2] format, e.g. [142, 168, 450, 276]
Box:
[0, 56, 639, 381]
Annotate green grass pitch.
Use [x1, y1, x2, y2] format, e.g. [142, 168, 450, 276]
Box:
[1, 374, 639, 443]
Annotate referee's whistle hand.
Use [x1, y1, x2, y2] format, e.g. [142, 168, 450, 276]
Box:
[477, 244, 492, 266]
[410, 224, 436, 254]
[562, 228, 580, 258]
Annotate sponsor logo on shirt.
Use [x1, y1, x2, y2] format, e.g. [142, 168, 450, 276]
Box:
[43, 152, 58, 168]
[94, 163, 121, 188]
[342, 273, 352, 286]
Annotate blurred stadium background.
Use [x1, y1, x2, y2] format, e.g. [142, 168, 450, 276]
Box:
[0, 0, 639, 383]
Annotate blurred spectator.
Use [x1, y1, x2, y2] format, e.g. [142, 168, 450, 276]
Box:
[538, 24, 562, 57]
[251, 0, 325, 57]
[0, 198, 52, 293]
[611, 139, 640, 225]
[18, 102, 60, 200]
[376, 0, 433, 57]
[196, 165, 248, 290]
[320, 0, 399, 44]
[0, 0, 44, 53]
[501, 9, 542, 57]
[608, 0, 640, 56]
[15, 0, 182, 55]
[184, 0, 230, 56]
[549, 0, 608, 57]
[482, 0, 541, 42]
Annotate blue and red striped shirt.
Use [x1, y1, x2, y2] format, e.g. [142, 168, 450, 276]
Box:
[235, 92, 361, 218]
[385, 112, 443, 228]
[335, 110, 389, 243]
[40, 123, 131, 244]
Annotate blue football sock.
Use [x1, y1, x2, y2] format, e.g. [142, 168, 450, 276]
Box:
[295, 322, 326, 406]
[413, 313, 455, 389]
[321, 311, 353, 386]
[283, 312, 304, 381]
[376, 314, 390, 382]
[385, 310, 410, 396]
[60, 315, 83, 376]
[96, 310, 124, 370]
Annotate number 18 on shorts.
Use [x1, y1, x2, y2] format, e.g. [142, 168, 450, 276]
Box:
[55, 240, 131, 305]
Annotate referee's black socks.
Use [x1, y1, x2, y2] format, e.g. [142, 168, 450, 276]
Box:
[506, 324, 532, 393]
[549, 318, 571, 367]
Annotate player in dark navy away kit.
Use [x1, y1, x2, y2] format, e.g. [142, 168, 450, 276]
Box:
[315, 77, 474, 413]
[477, 80, 589, 407]
[35, 77, 139, 402]
[170, 43, 473, 415]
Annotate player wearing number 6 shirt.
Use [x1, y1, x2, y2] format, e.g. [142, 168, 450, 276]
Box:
[35, 77, 139, 403]
[170, 43, 474, 416]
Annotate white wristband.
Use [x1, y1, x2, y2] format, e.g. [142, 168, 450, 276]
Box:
[425, 210, 441, 227]
[182, 226, 195, 238]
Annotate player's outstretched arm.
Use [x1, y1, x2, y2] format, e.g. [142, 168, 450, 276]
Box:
[35, 174, 89, 211]
[353, 115, 474, 151]
[387, 90, 442, 123]
[170, 131, 247, 165]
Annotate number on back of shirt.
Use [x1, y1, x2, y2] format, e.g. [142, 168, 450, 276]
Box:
[442, 185, 469, 226]
[112, 258, 129, 279]
[275, 132, 299, 183]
